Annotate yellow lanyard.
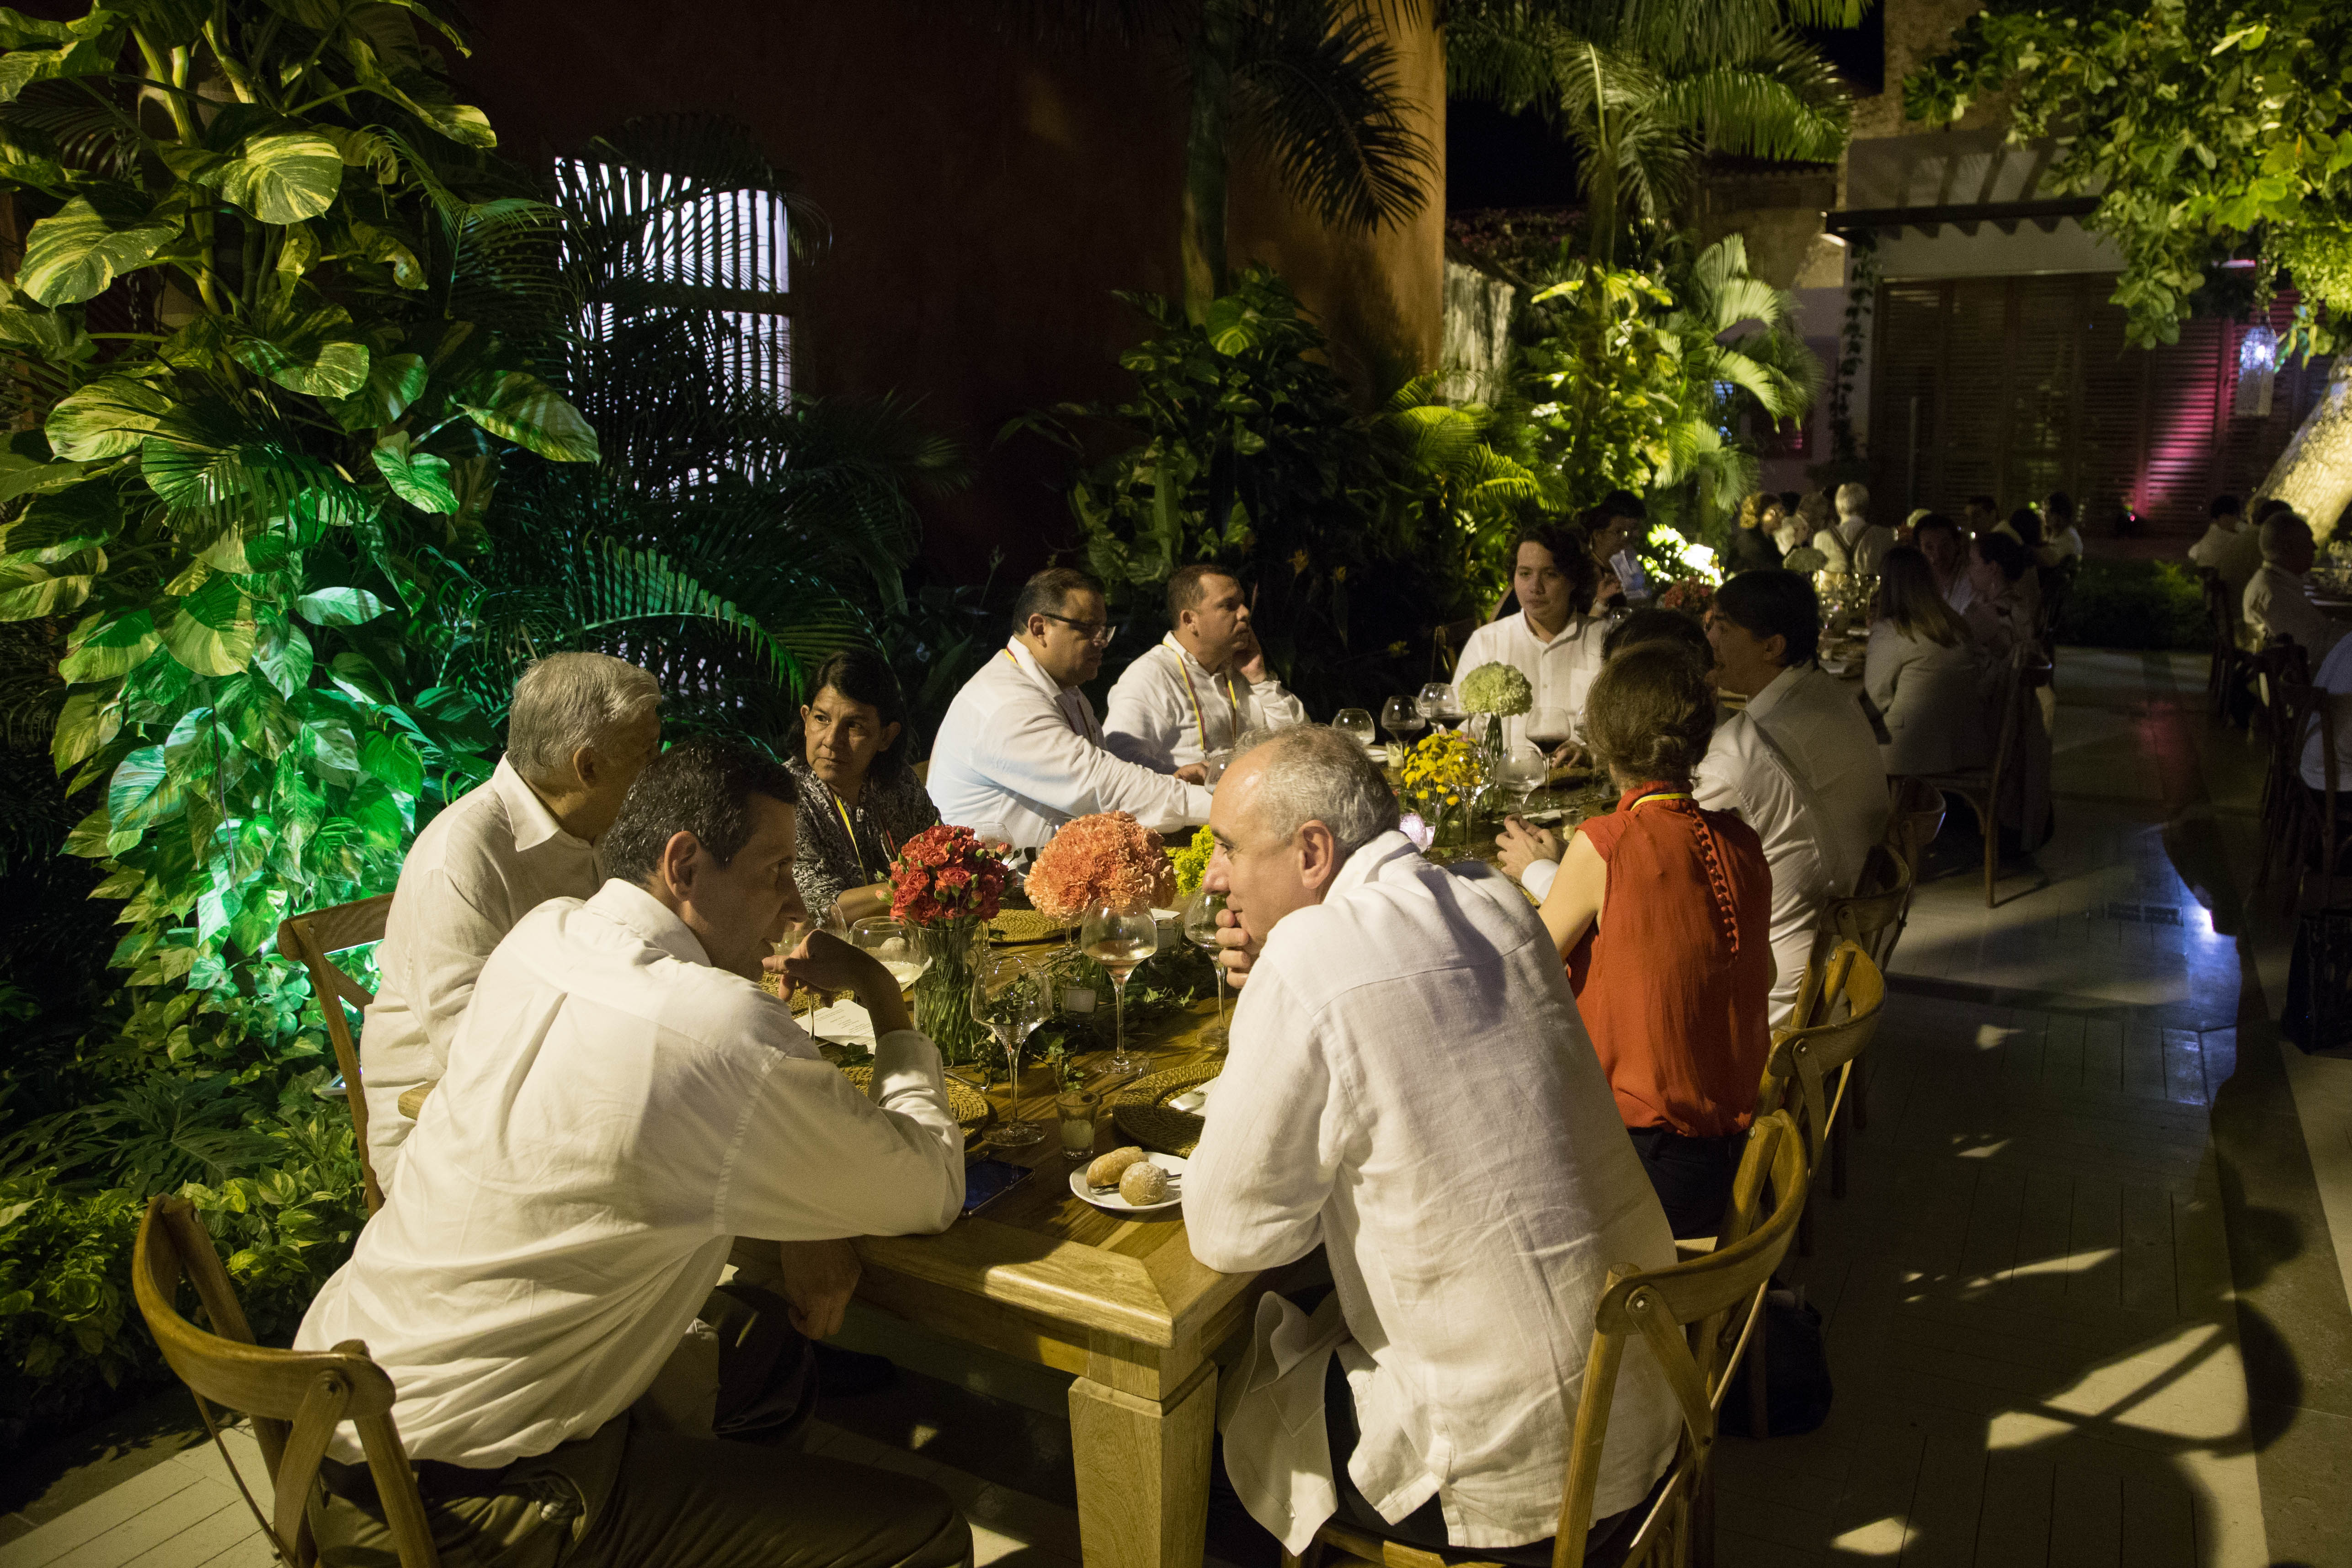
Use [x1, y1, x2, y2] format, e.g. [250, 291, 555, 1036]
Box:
[1006, 648, 1087, 736]
[1164, 637, 1240, 756]
[1630, 791, 1693, 811]
[829, 787, 880, 885]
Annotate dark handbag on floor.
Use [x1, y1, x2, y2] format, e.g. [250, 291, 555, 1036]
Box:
[2284, 910, 2352, 1052]
[1719, 1286, 1833, 1438]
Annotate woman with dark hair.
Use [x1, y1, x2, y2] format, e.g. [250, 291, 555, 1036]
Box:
[1532, 642, 1774, 1237]
[1723, 491, 1786, 575]
[1866, 545, 1988, 774]
[789, 648, 940, 925]
[1964, 529, 2040, 661]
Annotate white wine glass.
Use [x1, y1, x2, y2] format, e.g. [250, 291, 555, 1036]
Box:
[1332, 708, 1375, 752]
[971, 952, 1048, 1148]
[1182, 885, 1230, 1048]
[849, 917, 929, 992]
[1416, 682, 1461, 731]
[1081, 903, 1159, 1078]
[1380, 696, 1427, 752]
[1497, 742, 1550, 815]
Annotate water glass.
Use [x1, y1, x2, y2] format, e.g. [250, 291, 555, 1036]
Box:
[1498, 742, 1550, 812]
[1332, 708, 1375, 752]
[1183, 885, 1230, 1047]
[1056, 1089, 1102, 1158]
[1417, 682, 1462, 730]
[1080, 903, 1159, 1077]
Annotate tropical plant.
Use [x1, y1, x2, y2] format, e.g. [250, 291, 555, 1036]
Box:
[1906, 0, 2352, 528]
[1651, 233, 1819, 535]
[1445, 0, 1856, 265]
[979, 0, 1437, 318]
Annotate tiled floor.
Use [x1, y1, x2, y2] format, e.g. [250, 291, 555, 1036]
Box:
[5, 649, 2349, 1568]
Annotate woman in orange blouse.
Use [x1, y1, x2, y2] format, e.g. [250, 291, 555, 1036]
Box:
[1533, 641, 1776, 1237]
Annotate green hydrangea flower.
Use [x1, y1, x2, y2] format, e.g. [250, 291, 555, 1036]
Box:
[1459, 661, 1534, 717]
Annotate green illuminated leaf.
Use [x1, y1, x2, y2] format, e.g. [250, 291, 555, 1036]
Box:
[347, 778, 407, 847]
[50, 687, 119, 770]
[360, 729, 423, 795]
[18, 194, 180, 306]
[293, 586, 387, 626]
[163, 590, 259, 676]
[218, 129, 344, 224]
[60, 609, 158, 682]
[254, 618, 314, 698]
[0, 550, 98, 618]
[457, 372, 600, 463]
[108, 745, 183, 830]
[325, 651, 392, 706]
[45, 377, 170, 462]
[371, 435, 456, 512]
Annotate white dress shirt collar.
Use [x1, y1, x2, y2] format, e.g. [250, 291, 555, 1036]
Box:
[1744, 663, 1805, 724]
[1330, 830, 1420, 897]
[489, 755, 584, 855]
[1517, 608, 1586, 650]
[586, 879, 712, 968]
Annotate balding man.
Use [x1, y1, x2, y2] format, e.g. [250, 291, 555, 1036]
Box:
[361, 652, 662, 1185]
[1104, 564, 1307, 772]
[926, 567, 1212, 848]
[1189, 727, 1677, 1561]
[2243, 509, 2346, 666]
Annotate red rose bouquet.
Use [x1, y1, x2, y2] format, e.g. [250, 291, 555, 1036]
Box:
[1025, 812, 1175, 920]
[888, 824, 1007, 926]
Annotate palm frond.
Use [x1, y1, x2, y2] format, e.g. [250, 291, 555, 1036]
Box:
[1639, 32, 1850, 163]
[572, 113, 833, 260]
[1230, 0, 1438, 232]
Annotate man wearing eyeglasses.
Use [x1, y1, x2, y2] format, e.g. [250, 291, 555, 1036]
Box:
[927, 567, 1215, 849]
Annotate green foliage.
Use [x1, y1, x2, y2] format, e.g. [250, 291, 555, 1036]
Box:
[2057, 559, 2207, 651]
[1906, 0, 2352, 353]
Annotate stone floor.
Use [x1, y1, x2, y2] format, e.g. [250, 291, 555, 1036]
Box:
[4, 648, 2349, 1568]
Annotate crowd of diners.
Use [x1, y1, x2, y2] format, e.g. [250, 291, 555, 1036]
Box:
[299, 486, 2093, 1565]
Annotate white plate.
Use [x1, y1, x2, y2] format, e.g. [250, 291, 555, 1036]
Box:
[1070, 1153, 1188, 1214]
[1167, 1077, 1221, 1115]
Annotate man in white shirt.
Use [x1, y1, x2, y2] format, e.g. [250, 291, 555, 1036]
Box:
[299, 739, 969, 1568]
[2189, 494, 2245, 571]
[360, 652, 661, 1189]
[1189, 727, 1678, 1559]
[1812, 481, 1895, 575]
[1915, 512, 1976, 616]
[2244, 509, 2347, 666]
[1455, 524, 1609, 749]
[2037, 490, 2085, 565]
[1105, 563, 1307, 770]
[927, 567, 1213, 848]
[2301, 633, 2352, 794]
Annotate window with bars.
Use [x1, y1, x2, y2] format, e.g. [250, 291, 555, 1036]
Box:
[553, 157, 796, 400]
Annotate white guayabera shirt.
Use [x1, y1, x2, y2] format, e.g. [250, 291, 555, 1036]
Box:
[1103, 634, 1309, 772]
[298, 880, 965, 1467]
[1186, 832, 1679, 1553]
[1453, 609, 1609, 749]
[1693, 711, 1840, 1026]
[359, 756, 601, 1186]
[925, 638, 1212, 848]
[2244, 561, 2348, 665]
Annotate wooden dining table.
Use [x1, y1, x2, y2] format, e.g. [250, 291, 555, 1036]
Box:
[847, 1001, 1264, 1568]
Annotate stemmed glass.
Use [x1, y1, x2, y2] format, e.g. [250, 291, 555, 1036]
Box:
[1417, 682, 1463, 731]
[1525, 705, 1574, 764]
[1380, 696, 1427, 753]
[970, 952, 1047, 1147]
[1496, 742, 1550, 815]
[1332, 709, 1375, 752]
[849, 917, 928, 991]
[1081, 902, 1159, 1078]
[1183, 885, 1230, 1048]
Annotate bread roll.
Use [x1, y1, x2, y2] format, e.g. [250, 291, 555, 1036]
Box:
[1119, 1161, 1169, 1205]
[1087, 1146, 1146, 1188]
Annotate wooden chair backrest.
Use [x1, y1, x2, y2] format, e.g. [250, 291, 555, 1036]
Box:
[277, 895, 393, 1214]
[2199, 567, 2233, 633]
[1758, 944, 1888, 1173]
[1979, 644, 2053, 818]
[132, 1196, 440, 1568]
[1791, 850, 1908, 1029]
[1885, 774, 1946, 875]
[1550, 1112, 1811, 1567]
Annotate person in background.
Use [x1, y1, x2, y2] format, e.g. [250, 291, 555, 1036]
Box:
[2244, 509, 2347, 666]
[1812, 482, 1895, 575]
[362, 652, 662, 1188]
[1524, 644, 1774, 1237]
[1188, 726, 1679, 1561]
[299, 739, 971, 1568]
[2189, 494, 2246, 570]
[2300, 630, 2352, 795]
[1587, 489, 1648, 608]
[1723, 491, 1787, 575]
[2037, 491, 2085, 565]
[1106, 563, 1307, 773]
[1866, 546, 1989, 776]
[1782, 490, 1831, 556]
[1897, 507, 1931, 547]
[788, 648, 939, 929]
[1456, 521, 1609, 750]
[1961, 495, 2001, 540]
[1994, 505, 2044, 556]
[1915, 512, 1975, 615]
[926, 566, 1213, 848]
[1961, 530, 2038, 667]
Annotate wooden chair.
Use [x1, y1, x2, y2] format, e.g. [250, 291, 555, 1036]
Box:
[2246, 636, 2312, 747]
[277, 895, 394, 1214]
[132, 1195, 441, 1568]
[1286, 1112, 1812, 1568]
[2275, 683, 2352, 912]
[1788, 848, 1908, 1033]
[1919, 647, 2053, 907]
[1759, 942, 1887, 1221]
[2200, 567, 2251, 720]
[2033, 557, 2077, 656]
[2258, 679, 2324, 899]
[1883, 774, 1946, 883]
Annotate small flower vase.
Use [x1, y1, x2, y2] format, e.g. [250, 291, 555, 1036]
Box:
[912, 918, 990, 1067]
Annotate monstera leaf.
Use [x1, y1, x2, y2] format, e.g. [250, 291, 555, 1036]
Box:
[17, 191, 181, 305]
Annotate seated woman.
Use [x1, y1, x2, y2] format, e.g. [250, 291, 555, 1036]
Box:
[1723, 491, 1787, 575]
[1532, 642, 1774, 1238]
[1963, 529, 2038, 666]
[788, 648, 939, 927]
[1866, 545, 1989, 775]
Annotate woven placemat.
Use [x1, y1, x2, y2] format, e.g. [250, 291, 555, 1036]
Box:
[1113, 1103, 1202, 1158]
[1110, 1062, 1222, 1108]
[987, 909, 1070, 945]
[841, 1065, 991, 1131]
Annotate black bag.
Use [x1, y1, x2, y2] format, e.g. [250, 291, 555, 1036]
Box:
[2284, 910, 2352, 1053]
[1718, 1286, 1833, 1438]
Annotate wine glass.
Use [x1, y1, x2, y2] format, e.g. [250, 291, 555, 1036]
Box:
[1497, 742, 1550, 815]
[1380, 696, 1427, 752]
[1081, 902, 1159, 1078]
[1183, 885, 1230, 1048]
[1525, 705, 1573, 764]
[1417, 682, 1461, 731]
[1201, 747, 1235, 787]
[970, 952, 1048, 1148]
[1332, 708, 1375, 752]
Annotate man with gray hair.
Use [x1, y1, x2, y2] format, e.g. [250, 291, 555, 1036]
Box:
[2243, 507, 2346, 665]
[1811, 480, 1894, 575]
[1185, 727, 1678, 1560]
[360, 651, 663, 1189]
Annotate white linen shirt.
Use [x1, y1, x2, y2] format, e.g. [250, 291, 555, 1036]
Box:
[1453, 610, 1610, 747]
[1188, 833, 1678, 1552]
[1694, 712, 1841, 1025]
[926, 639, 1212, 848]
[1104, 635, 1309, 771]
[296, 880, 965, 1467]
[2301, 633, 2352, 791]
[2244, 562, 2347, 664]
[1812, 519, 1895, 575]
[359, 757, 600, 1186]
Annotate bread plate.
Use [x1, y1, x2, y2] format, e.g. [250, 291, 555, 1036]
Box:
[1070, 1152, 1188, 1214]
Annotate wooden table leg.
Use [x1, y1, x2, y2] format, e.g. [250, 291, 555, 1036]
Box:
[1068, 1358, 1217, 1568]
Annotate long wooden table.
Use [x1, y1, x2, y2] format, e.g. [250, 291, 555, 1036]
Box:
[850, 1003, 1261, 1568]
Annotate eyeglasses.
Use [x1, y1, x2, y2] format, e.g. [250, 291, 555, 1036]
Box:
[1037, 612, 1114, 646]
